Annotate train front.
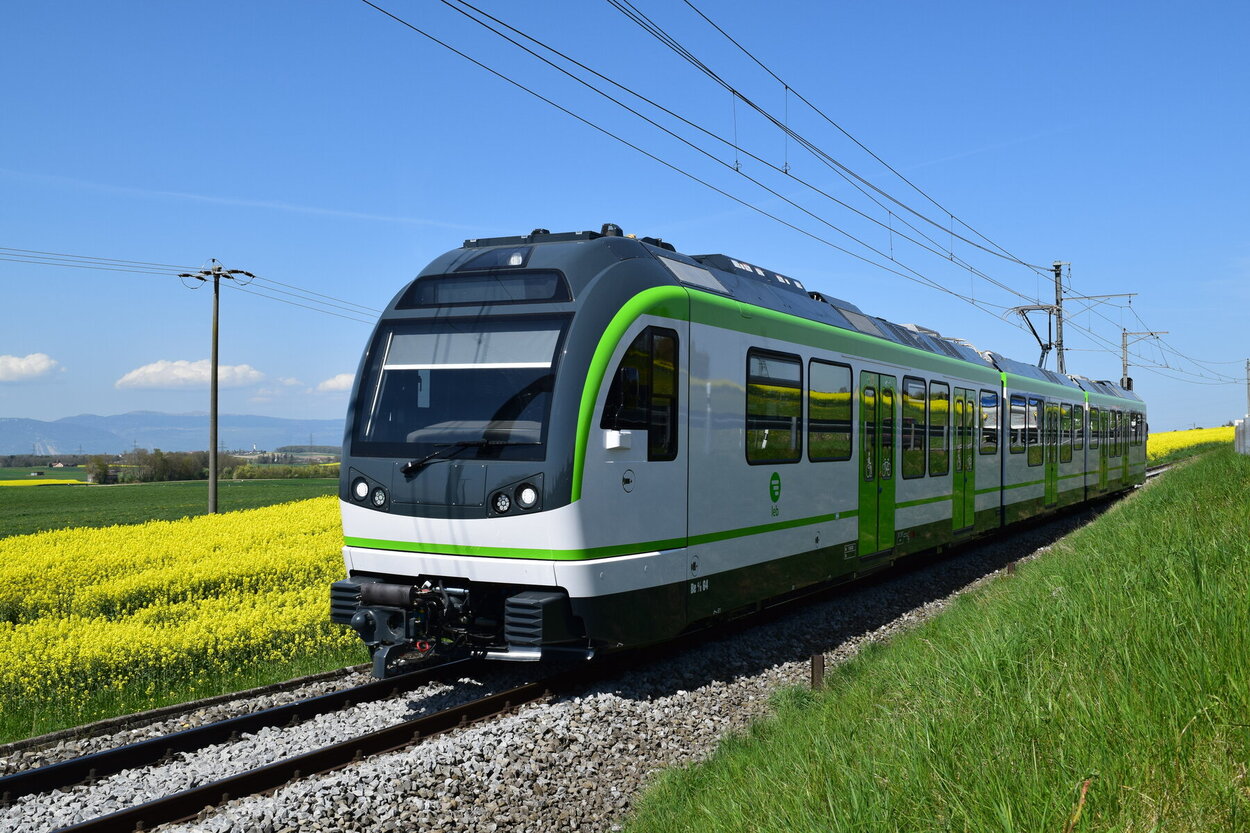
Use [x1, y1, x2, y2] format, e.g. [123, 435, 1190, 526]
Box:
[330, 228, 671, 677]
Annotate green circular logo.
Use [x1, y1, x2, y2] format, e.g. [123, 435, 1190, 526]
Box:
[769, 472, 781, 502]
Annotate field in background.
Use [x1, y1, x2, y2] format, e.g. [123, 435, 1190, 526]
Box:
[628, 449, 1250, 833]
[0, 496, 365, 741]
[1147, 425, 1235, 465]
[0, 478, 337, 538]
[0, 466, 88, 482]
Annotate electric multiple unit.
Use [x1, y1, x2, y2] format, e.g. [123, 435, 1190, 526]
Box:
[331, 226, 1147, 677]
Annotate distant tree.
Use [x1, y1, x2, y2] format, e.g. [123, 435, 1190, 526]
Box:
[86, 456, 111, 484]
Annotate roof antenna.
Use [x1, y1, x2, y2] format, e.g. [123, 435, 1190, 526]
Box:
[600, 223, 623, 237]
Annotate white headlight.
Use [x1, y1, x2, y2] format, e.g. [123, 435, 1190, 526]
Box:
[516, 484, 539, 509]
[353, 478, 369, 501]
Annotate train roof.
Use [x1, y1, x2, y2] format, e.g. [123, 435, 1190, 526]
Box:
[450, 226, 1139, 402]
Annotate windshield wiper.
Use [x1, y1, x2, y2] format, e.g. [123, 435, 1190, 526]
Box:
[400, 440, 535, 476]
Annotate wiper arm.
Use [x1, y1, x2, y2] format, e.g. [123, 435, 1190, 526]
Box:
[400, 439, 537, 476]
[401, 441, 485, 476]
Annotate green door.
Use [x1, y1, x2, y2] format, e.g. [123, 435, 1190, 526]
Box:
[858, 372, 897, 556]
[1044, 402, 1059, 507]
[1098, 410, 1109, 491]
[953, 388, 976, 530]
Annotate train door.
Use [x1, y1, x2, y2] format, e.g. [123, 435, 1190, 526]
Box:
[1098, 410, 1109, 491]
[858, 372, 896, 556]
[952, 388, 976, 531]
[1044, 402, 1059, 507]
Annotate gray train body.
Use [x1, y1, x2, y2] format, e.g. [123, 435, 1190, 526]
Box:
[331, 227, 1147, 677]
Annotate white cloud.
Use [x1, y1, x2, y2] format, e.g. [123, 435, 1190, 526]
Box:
[0, 353, 60, 382]
[316, 373, 355, 392]
[115, 359, 265, 389]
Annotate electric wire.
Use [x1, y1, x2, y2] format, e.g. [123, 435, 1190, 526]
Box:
[361, 0, 1026, 328]
[677, 0, 1048, 273]
[607, 0, 1051, 277]
[0, 248, 379, 326]
[441, 0, 1037, 309]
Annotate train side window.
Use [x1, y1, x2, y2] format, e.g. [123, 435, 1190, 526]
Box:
[979, 390, 999, 455]
[746, 349, 802, 464]
[808, 360, 853, 462]
[1074, 405, 1084, 451]
[1115, 411, 1123, 456]
[901, 376, 927, 478]
[1130, 412, 1141, 446]
[928, 381, 950, 476]
[601, 326, 679, 461]
[1089, 407, 1100, 449]
[1009, 395, 1026, 454]
[1060, 404, 1073, 463]
[1027, 398, 1043, 466]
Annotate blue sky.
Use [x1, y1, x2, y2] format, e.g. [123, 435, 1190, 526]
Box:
[2, 0, 1247, 432]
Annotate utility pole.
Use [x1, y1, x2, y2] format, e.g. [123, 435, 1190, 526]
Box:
[1053, 261, 1066, 374]
[179, 260, 255, 513]
[1121, 329, 1167, 390]
[1245, 358, 1249, 417]
[1009, 261, 1132, 374]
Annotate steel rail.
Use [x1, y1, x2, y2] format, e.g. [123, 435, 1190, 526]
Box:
[48, 667, 593, 833]
[0, 658, 476, 804]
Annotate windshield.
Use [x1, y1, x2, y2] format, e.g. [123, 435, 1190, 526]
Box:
[353, 316, 568, 460]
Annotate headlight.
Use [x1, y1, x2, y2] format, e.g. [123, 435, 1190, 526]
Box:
[515, 483, 539, 509]
[492, 491, 512, 514]
[370, 486, 388, 507]
[352, 478, 369, 501]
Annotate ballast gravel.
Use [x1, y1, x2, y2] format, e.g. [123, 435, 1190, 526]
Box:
[4, 508, 1106, 833]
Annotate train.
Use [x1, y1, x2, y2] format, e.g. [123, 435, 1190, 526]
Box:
[330, 225, 1147, 677]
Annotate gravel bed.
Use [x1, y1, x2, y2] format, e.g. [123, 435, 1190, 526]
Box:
[1, 667, 541, 833]
[0, 667, 378, 776]
[5, 507, 1109, 833]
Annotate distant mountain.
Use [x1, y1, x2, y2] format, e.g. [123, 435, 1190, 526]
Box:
[0, 412, 345, 455]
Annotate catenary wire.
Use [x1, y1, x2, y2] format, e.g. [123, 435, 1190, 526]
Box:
[607, 0, 1052, 279]
[441, 0, 1038, 309]
[360, 0, 1025, 326]
[677, 0, 1048, 274]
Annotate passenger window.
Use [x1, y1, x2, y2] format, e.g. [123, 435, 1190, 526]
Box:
[1089, 407, 1100, 449]
[1027, 398, 1043, 466]
[746, 349, 802, 464]
[601, 326, 679, 461]
[808, 360, 852, 461]
[929, 382, 950, 476]
[1060, 404, 1073, 463]
[901, 376, 927, 478]
[1009, 395, 1026, 454]
[979, 390, 999, 455]
[1074, 405, 1084, 451]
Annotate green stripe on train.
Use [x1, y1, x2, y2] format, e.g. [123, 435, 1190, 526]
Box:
[345, 507, 859, 561]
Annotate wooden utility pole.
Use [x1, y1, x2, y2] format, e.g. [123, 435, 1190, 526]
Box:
[179, 260, 255, 513]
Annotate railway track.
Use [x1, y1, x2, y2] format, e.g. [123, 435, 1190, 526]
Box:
[6, 479, 1169, 833]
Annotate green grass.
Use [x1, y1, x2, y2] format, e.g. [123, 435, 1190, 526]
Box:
[628, 450, 1250, 833]
[0, 466, 89, 481]
[0, 478, 338, 538]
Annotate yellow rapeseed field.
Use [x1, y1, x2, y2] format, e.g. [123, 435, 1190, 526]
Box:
[0, 479, 84, 487]
[0, 496, 358, 728]
[1148, 426, 1234, 462]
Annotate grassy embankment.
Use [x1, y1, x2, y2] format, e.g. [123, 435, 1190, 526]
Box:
[0, 478, 336, 538]
[629, 449, 1250, 832]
